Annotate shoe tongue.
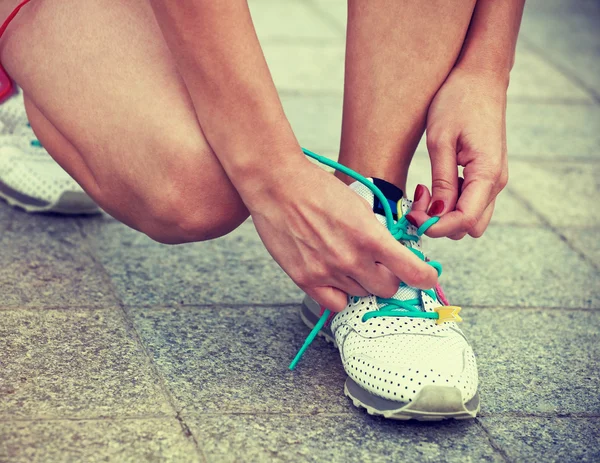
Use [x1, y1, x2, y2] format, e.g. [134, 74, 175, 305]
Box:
[350, 177, 404, 227]
[349, 177, 422, 310]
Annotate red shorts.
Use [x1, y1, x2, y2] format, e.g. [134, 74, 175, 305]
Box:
[0, 0, 34, 103]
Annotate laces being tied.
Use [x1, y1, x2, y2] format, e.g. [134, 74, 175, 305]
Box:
[289, 148, 463, 370]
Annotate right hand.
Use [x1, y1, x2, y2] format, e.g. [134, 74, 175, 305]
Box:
[245, 158, 439, 312]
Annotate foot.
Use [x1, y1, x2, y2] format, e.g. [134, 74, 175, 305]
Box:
[0, 90, 100, 214]
[298, 178, 479, 421]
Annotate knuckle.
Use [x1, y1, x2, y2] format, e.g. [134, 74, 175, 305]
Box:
[497, 172, 509, 191]
[462, 214, 479, 231]
[470, 228, 485, 238]
[404, 265, 431, 287]
[294, 272, 312, 288]
[431, 177, 456, 193]
[426, 131, 453, 153]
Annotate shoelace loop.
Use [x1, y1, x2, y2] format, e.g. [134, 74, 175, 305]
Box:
[289, 148, 462, 370]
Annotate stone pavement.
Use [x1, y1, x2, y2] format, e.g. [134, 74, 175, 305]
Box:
[1, 0, 599, 461]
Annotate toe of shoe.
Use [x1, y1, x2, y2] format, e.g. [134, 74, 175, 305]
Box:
[341, 332, 479, 404]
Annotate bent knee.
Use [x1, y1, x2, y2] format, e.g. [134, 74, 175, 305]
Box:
[140, 186, 250, 245]
[94, 135, 249, 244]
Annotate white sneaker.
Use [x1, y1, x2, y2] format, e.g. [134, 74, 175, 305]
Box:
[296, 177, 480, 421]
[0, 90, 100, 214]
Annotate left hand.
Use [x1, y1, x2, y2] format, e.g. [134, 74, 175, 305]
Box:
[406, 67, 509, 240]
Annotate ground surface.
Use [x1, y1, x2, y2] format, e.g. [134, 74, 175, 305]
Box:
[1, 0, 599, 462]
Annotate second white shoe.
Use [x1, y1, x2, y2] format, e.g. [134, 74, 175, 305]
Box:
[0, 90, 99, 214]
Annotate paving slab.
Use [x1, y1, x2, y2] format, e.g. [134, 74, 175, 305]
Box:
[520, 1, 600, 97]
[508, 45, 594, 103]
[249, 0, 341, 42]
[281, 93, 343, 152]
[283, 94, 600, 159]
[0, 419, 199, 463]
[186, 413, 502, 463]
[131, 305, 348, 414]
[468, 308, 600, 415]
[507, 160, 600, 228]
[263, 43, 344, 93]
[481, 417, 600, 463]
[426, 227, 600, 309]
[563, 228, 600, 268]
[82, 221, 303, 306]
[0, 308, 172, 419]
[0, 218, 119, 308]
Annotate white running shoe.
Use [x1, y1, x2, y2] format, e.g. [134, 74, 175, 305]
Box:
[297, 178, 480, 421]
[0, 90, 99, 214]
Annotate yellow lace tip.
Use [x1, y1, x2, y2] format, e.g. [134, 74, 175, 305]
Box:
[435, 306, 462, 324]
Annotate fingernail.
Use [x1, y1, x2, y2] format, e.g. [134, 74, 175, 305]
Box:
[406, 214, 418, 226]
[414, 184, 424, 201]
[428, 200, 445, 216]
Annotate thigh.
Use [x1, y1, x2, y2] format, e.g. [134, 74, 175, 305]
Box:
[0, 0, 249, 241]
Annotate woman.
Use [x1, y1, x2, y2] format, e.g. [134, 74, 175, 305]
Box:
[0, 0, 524, 419]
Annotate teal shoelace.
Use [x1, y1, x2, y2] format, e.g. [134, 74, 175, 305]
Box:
[289, 148, 455, 370]
[26, 122, 42, 147]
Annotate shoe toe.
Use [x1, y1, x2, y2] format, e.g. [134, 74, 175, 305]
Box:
[340, 331, 478, 404]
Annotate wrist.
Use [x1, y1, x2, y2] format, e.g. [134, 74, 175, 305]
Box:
[451, 63, 510, 93]
[231, 148, 314, 210]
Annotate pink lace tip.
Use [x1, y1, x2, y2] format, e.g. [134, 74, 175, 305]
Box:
[435, 283, 450, 306]
[318, 305, 335, 327]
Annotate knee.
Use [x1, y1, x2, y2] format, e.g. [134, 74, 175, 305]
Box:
[142, 189, 249, 245]
[96, 135, 249, 244]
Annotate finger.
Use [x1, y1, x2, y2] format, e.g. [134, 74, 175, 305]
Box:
[447, 231, 468, 241]
[305, 286, 348, 313]
[427, 136, 460, 216]
[410, 184, 431, 212]
[469, 199, 495, 238]
[422, 177, 495, 238]
[337, 276, 370, 298]
[374, 234, 438, 289]
[351, 263, 401, 299]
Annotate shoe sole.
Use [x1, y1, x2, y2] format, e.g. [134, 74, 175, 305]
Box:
[300, 298, 480, 421]
[0, 180, 100, 215]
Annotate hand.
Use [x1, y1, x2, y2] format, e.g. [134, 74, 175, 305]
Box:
[407, 67, 509, 239]
[246, 158, 439, 312]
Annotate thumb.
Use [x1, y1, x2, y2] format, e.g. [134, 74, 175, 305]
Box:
[427, 137, 459, 216]
[306, 286, 348, 313]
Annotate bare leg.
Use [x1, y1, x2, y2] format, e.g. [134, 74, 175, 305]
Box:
[338, 0, 477, 192]
[0, 0, 249, 243]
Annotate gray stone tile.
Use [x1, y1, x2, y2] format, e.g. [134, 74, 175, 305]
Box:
[249, 0, 341, 42]
[0, 201, 80, 234]
[505, 104, 600, 158]
[0, 225, 119, 308]
[186, 414, 502, 463]
[281, 94, 343, 152]
[285, 95, 600, 159]
[406, 156, 543, 226]
[131, 305, 349, 414]
[0, 419, 199, 463]
[468, 308, 600, 415]
[263, 43, 344, 93]
[83, 221, 303, 305]
[520, 2, 600, 97]
[481, 417, 600, 463]
[507, 160, 600, 228]
[564, 228, 600, 268]
[310, 0, 347, 32]
[0, 308, 171, 418]
[509, 45, 594, 102]
[426, 227, 600, 309]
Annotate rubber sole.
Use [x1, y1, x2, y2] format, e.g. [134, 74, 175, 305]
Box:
[0, 180, 100, 215]
[300, 297, 480, 421]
